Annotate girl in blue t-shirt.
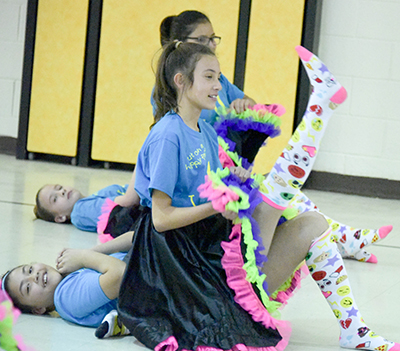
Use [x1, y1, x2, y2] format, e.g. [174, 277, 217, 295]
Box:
[33, 172, 140, 234]
[117, 41, 399, 351]
[1, 235, 131, 328]
[152, 10, 257, 126]
[150, 10, 392, 264]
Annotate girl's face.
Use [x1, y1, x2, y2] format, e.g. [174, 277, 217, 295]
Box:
[39, 184, 83, 222]
[182, 55, 222, 113]
[7, 263, 63, 314]
[186, 22, 218, 52]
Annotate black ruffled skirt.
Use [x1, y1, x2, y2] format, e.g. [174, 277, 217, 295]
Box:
[117, 207, 283, 351]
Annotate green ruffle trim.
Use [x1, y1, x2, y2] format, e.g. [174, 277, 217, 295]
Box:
[215, 104, 282, 128]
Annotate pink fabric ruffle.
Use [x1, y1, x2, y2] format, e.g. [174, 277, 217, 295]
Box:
[219, 145, 235, 168]
[97, 198, 118, 243]
[155, 335, 290, 351]
[0, 286, 37, 351]
[220, 225, 291, 346]
[270, 264, 309, 307]
[250, 104, 286, 117]
[197, 176, 239, 213]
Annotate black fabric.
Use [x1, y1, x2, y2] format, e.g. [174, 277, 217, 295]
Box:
[226, 129, 269, 164]
[104, 205, 143, 238]
[117, 207, 282, 350]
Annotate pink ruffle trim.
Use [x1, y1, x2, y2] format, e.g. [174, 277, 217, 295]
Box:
[155, 335, 290, 351]
[270, 264, 309, 307]
[220, 224, 291, 350]
[250, 104, 286, 117]
[197, 176, 239, 213]
[97, 198, 118, 243]
[219, 145, 235, 169]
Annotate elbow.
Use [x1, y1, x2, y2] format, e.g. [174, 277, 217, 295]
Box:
[153, 219, 169, 233]
[152, 215, 172, 232]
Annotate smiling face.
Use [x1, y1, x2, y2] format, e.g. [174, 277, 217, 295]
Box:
[179, 54, 222, 115]
[38, 184, 84, 223]
[6, 263, 63, 314]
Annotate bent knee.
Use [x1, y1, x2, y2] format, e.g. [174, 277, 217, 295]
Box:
[296, 211, 329, 237]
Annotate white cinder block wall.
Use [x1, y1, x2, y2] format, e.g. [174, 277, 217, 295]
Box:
[315, 0, 400, 181]
[0, 0, 399, 182]
[0, 0, 27, 137]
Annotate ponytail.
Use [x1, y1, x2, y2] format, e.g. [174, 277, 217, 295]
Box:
[159, 11, 210, 46]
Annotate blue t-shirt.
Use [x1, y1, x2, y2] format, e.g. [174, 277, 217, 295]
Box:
[151, 74, 244, 126]
[135, 112, 222, 208]
[71, 184, 128, 232]
[54, 252, 126, 327]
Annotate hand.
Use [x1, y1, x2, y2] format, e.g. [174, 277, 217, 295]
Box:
[230, 98, 255, 114]
[56, 248, 88, 275]
[229, 166, 251, 183]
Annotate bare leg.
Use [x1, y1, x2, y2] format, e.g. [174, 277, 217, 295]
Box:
[252, 201, 284, 254]
[261, 211, 328, 293]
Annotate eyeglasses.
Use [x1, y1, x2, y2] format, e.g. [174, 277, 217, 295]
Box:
[185, 35, 222, 46]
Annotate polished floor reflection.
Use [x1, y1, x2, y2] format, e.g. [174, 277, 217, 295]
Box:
[1, 154, 399, 351]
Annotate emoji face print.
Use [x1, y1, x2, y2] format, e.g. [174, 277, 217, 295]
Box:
[313, 251, 330, 263]
[307, 263, 316, 273]
[272, 172, 287, 187]
[362, 229, 371, 236]
[333, 309, 342, 319]
[280, 192, 294, 201]
[311, 118, 323, 132]
[293, 153, 309, 167]
[340, 297, 353, 308]
[292, 131, 300, 143]
[288, 165, 305, 179]
[288, 179, 303, 189]
[331, 223, 339, 231]
[318, 278, 332, 291]
[337, 285, 350, 296]
[298, 120, 306, 131]
[331, 234, 339, 243]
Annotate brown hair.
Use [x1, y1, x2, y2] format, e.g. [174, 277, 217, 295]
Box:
[152, 41, 215, 125]
[33, 186, 56, 222]
[2, 268, 33, 313]
[160, 10, 210, 46]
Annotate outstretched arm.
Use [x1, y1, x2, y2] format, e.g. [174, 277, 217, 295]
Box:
[91, 231, 134, 254]
[56, 249, 125, 300]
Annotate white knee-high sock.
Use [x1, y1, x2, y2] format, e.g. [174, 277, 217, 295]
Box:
[260, 46, 347, 209]
[306, 229, 400, 350]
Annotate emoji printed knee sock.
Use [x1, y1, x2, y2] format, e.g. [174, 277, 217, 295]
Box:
[332, 224, 392, 263]
[288, 192, 393, 263]
[260, 46, 347, 209]
[306, 229, 400, 350]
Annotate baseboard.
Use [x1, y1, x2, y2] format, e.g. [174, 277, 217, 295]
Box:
[0, 136, 17, 156]
[303, 171, 400, 200]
